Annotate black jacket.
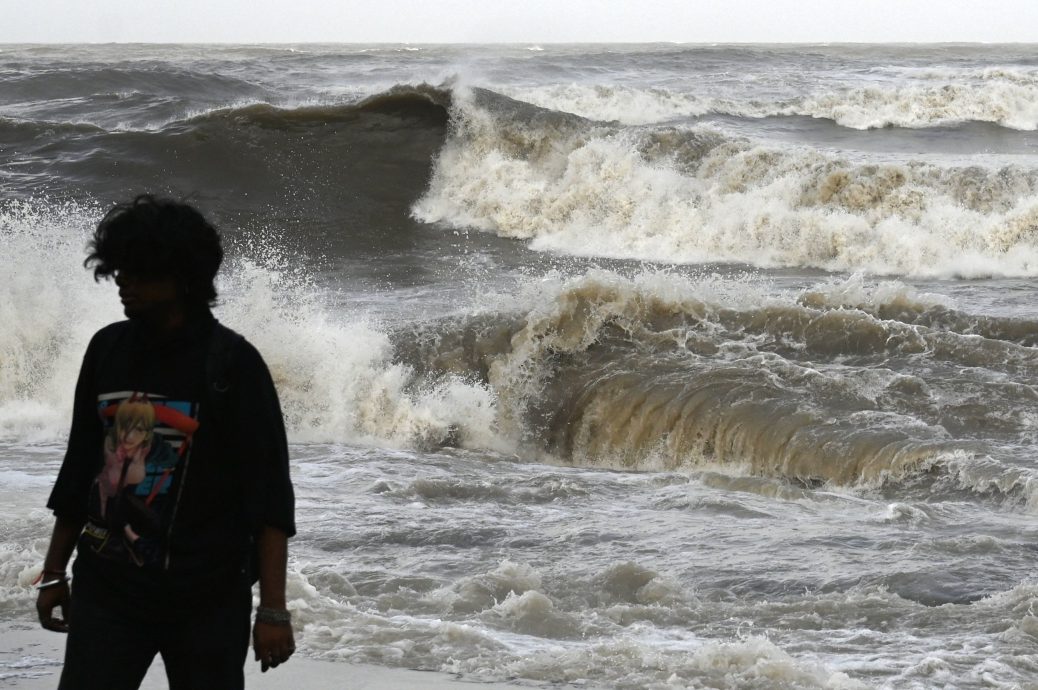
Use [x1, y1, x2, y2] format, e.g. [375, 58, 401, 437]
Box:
[48, 313, 295, 612]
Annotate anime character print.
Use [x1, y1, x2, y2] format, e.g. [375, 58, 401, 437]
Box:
[84, 391, 200, 568]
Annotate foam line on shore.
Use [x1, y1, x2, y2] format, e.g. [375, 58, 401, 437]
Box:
[0, 621, 538, 690]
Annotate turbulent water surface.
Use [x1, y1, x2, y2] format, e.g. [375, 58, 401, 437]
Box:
[3, 44, 1038, 689]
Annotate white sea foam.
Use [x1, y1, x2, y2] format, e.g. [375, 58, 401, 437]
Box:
[218, 258, 503, 450]
[0, 199, 119, 440]
[415, 90, 1038, 277]
[795, 82, 1038, 131]
[798, 274, 952, 312]
[503, 77, 1038, 130]
[439, 631, 868, 690]
[0, 199, 504, 452]
[882, 66, 1038, 87]
[502, 84, 710, 125]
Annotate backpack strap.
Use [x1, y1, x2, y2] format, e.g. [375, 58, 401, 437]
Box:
[205, 321, 244, 424]
[92, 322, 130, 389]
[204, 322, 260, 584]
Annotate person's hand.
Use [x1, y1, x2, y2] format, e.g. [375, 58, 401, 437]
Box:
[253, 620, 295, 672]
[36, 580, 70, 633]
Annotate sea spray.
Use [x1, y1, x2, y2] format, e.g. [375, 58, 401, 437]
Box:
[0, 198, 501, 452]
[0, 199, 117, 439]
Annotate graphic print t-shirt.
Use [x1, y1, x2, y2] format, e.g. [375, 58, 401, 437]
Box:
[48, 316, 296, 609]
[82, 391, 200, 569]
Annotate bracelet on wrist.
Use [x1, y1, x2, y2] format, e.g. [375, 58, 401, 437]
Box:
[33, 568, 68, 585]
[36, 574, 69, 590]
[255, 606, 292, 626]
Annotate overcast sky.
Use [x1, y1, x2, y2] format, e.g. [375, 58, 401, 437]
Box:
[2, 0, 1036, 43]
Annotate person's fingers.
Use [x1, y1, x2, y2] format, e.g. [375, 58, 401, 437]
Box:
[254, 624, 295, 671]
[40, 616, 69, 633]
[37, 588, 70, 633]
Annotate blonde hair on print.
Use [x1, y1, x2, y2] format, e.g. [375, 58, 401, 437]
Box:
[112, 396, 156, 446]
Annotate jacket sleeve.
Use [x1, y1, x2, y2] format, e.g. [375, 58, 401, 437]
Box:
[47, 331, 105, 521]
[232, 340, 296, 538]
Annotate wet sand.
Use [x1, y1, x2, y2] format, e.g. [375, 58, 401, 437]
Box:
[0, 620, 536, 690]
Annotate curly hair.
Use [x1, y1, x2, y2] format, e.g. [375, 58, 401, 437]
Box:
[85, 195, 224, 307]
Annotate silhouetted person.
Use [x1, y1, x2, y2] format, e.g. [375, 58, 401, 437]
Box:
[37, 195, 296, 689]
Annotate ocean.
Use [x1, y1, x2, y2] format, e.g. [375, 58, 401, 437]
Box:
[2, 43, 1038, 689]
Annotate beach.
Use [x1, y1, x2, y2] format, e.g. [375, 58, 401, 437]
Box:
[0, 622, 534, 689]
[2, 43, 1038, 688]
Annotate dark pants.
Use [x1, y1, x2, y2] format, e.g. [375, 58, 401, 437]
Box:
[57, 582, 252, 690]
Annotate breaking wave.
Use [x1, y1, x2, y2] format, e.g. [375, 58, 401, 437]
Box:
[415, 87, 1038, 278]
[396, 270, 1038, 505]
[504, 76, 1038, 130]
[0, 198, 495, 453]
[5, 205, 1038, 507]
[7, 80, 1038, 278]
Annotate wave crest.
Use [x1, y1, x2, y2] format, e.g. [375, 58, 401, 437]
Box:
[505, 78, 1038, 130]
[415, 88, 1038, 278]
[398, 270, 1038, 503]
[182, 84, 451, 129]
